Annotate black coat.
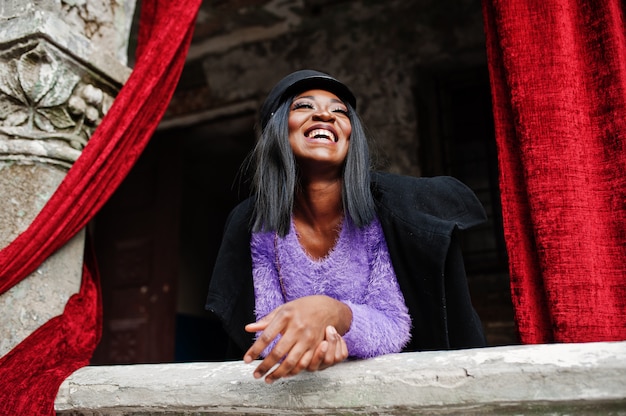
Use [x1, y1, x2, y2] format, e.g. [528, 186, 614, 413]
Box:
[206, 172, 488, 356]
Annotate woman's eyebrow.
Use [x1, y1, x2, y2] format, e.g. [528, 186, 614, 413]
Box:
[294, 95, 346, 105]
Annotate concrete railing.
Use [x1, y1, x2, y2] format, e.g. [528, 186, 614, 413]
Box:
[55, 341, 626, 415]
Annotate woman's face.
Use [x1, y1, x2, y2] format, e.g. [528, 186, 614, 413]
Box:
[287, 89, 351, 173]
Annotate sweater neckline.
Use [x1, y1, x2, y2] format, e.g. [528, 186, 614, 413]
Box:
[286, 215, 347, 263]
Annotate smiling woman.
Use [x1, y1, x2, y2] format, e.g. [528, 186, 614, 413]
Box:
[287, 90, 352, 175]
[205, 69, 488, 384]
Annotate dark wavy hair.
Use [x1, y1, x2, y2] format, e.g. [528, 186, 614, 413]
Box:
[250, 97, 375, 237]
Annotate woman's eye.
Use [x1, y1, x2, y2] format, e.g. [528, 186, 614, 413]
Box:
[292, 102, 314, 110]
[333, 108, 349, 115]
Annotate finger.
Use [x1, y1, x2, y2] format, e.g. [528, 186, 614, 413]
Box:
[243, 313, 286, 364]
[244, 328, 280, 364]
[285, 349, 315, 378]
[262, 337, 310, 383]
[336, 334, 348, 362]
[245, 337, 278, 365]
[306, 340, 329, 372]
[244, 309, 276, 333]
[308, 326, 338, 372]
[245, 321, 268, 333]
[252, 335, 299, 382]
[318, 326, 340, 370]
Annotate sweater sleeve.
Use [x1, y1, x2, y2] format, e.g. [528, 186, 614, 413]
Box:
[341, 225, 412, 358]
[250, 231, 284, 357]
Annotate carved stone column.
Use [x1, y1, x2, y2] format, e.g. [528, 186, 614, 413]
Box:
[0, 0, 135, 356]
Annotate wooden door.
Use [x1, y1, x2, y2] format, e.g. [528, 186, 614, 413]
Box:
[91, 134, 181, 364]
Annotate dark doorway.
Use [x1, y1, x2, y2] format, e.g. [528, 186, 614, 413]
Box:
[91, 114, 254, 365]
[415, 65, 517, 346]
[91, 132, 182, 364]
[174, 115, 254, 362]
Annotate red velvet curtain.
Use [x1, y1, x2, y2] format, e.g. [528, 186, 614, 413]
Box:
[0, 1, 200, 414]
[483, 0, 626, 343]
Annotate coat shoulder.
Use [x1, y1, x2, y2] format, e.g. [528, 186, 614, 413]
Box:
[371, 171, 486, 230]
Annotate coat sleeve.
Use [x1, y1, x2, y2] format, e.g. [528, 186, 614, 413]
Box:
[205, 199, 256, 354]
[372, 172, 488, 350]
[443, 232, 488, 348]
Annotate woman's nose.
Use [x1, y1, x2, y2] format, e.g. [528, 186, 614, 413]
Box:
[312, 108, 335, 121]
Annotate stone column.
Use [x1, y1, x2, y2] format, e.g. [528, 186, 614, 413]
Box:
[0, 0, 135, 357]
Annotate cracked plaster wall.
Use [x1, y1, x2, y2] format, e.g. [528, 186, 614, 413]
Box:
[168, 0, 487, 176]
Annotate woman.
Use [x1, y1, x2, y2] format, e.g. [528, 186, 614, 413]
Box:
[206, 69, 487, 384]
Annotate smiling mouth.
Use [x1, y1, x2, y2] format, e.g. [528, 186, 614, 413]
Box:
[306, 128, 338, 142]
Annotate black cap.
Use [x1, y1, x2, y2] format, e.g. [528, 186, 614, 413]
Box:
[259, 69, 357, 129]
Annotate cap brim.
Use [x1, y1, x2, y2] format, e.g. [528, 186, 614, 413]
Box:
[281, 75, 356, 110]
[259, 70, 357, 128]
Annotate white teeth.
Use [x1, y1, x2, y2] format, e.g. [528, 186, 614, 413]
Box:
[308, 129, 336, 142]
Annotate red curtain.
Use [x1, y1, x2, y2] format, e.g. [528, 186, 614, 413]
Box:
[0, 0, 201, 414]
[483, 0, 626, 343]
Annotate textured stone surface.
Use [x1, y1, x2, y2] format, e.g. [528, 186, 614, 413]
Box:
[0, 39, 121, 167]
[0, 163, 85, 356]
[0, 232, 85, 356]
[59, 0, 138, 64]
[0, 0, 133, 357]
[0, 10, 131, 84]
[0, 163, 65, 244]
[166, 0, 488, 177]
[56, 341, 626, 415]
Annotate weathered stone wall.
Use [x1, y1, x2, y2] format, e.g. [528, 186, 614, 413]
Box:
[165, 0, 487, 176]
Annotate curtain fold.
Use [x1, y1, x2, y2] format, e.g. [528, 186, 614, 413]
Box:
[0, 0, 201, 414]
[483, 0, 626, 343]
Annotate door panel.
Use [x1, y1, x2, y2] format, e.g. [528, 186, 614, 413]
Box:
[91, 135, 180, 364]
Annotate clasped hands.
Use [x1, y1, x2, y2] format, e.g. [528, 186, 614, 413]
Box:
[243, 295, 352, 384]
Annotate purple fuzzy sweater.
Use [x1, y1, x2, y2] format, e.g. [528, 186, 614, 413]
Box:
[250, 216, 411, 358]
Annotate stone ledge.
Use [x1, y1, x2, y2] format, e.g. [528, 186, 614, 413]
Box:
[55, 341, 626, 415]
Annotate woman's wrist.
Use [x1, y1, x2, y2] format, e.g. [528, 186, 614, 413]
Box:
[334, 299, 353, 336]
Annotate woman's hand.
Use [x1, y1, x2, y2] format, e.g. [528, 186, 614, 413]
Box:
[243, 295, 351, 383]
[307, 325, 349, 372]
